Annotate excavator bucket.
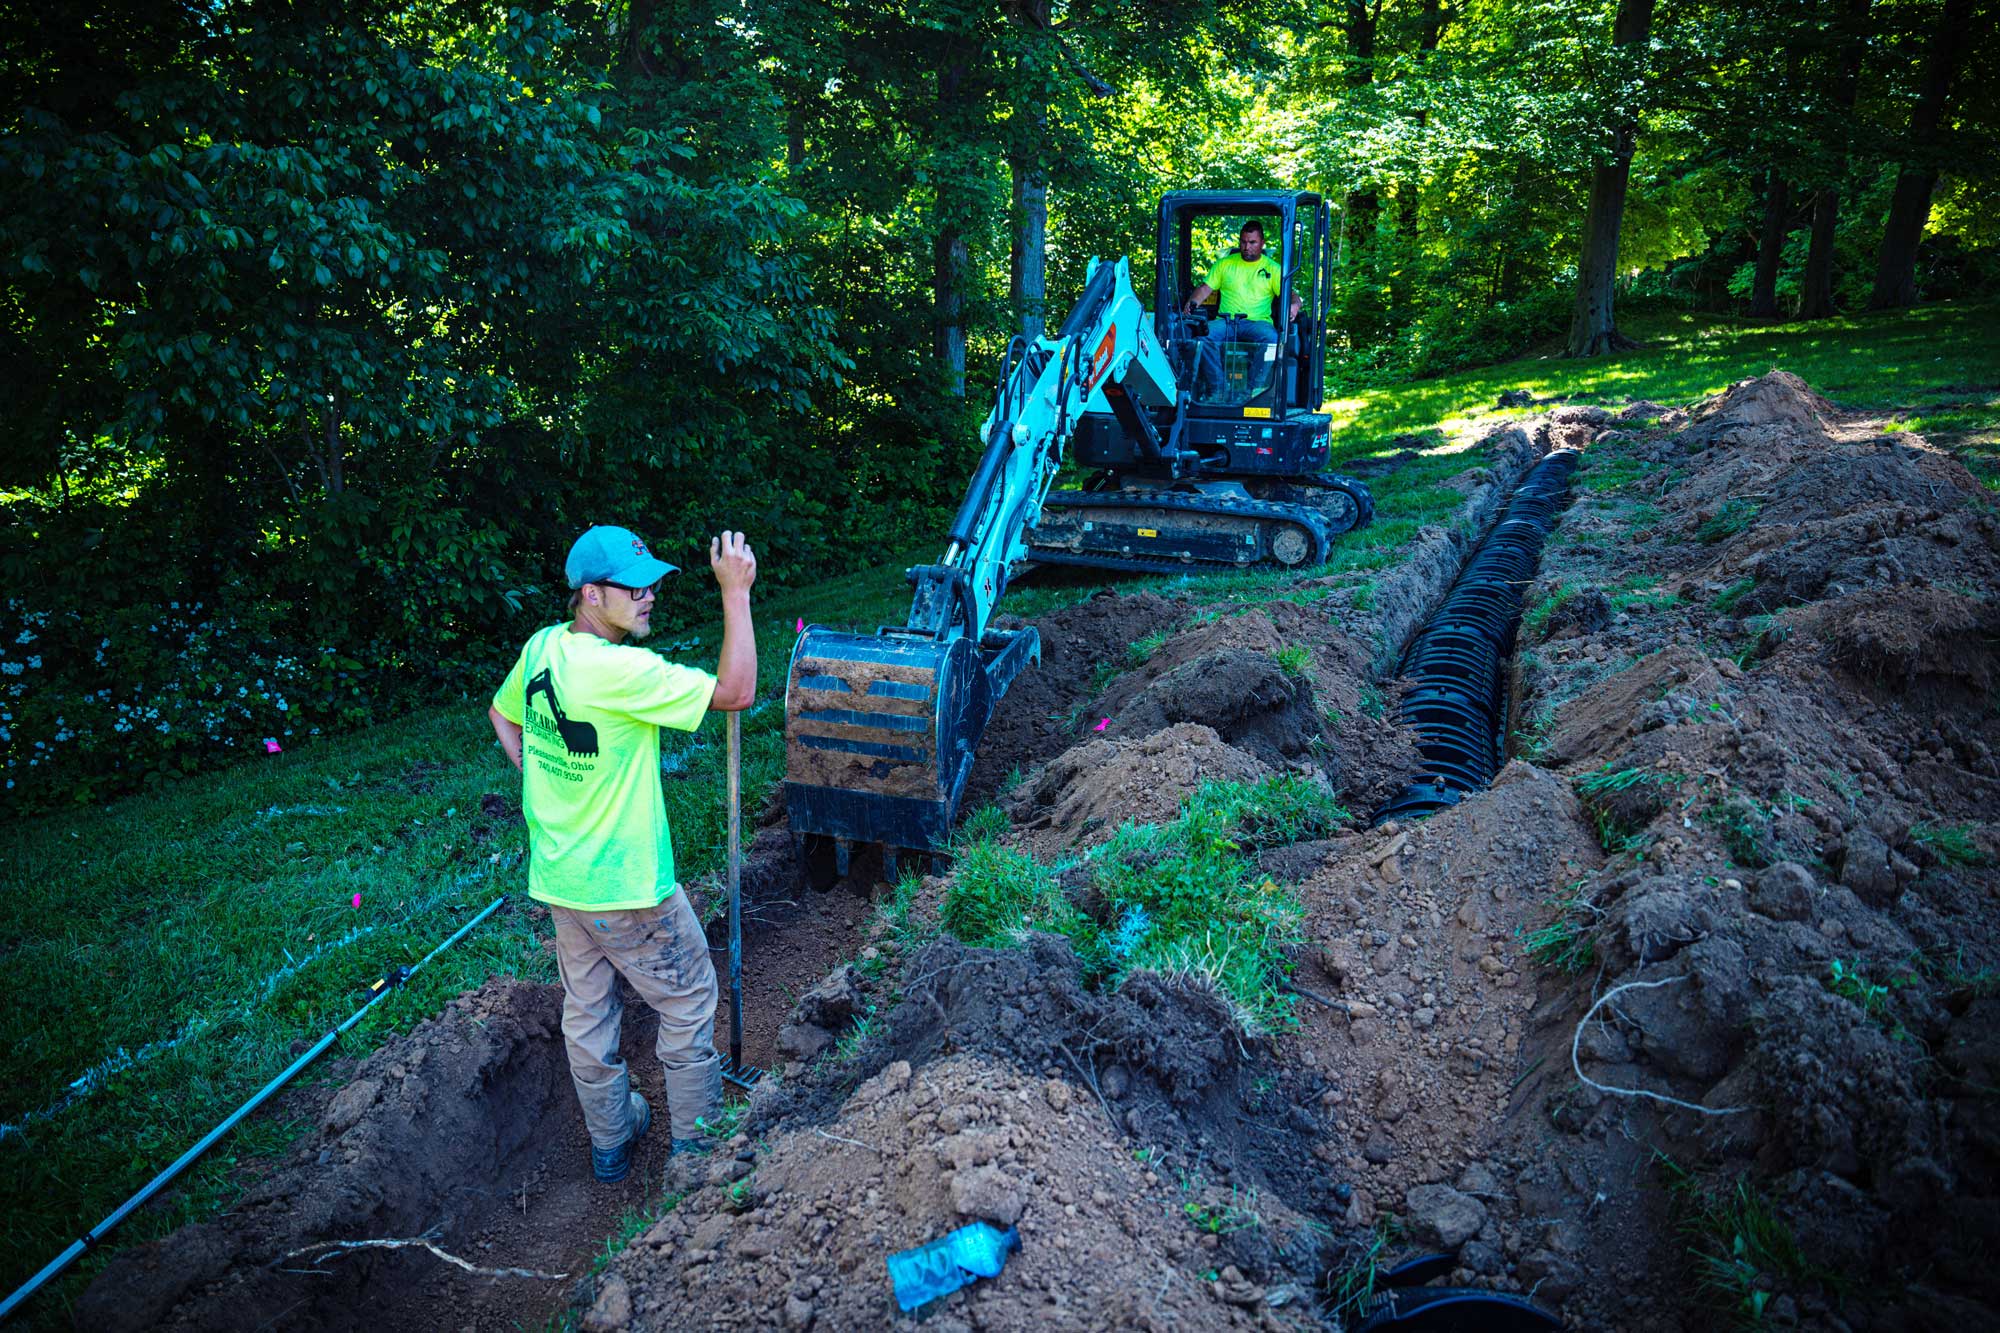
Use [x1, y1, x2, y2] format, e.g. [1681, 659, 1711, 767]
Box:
[783, 626, 1039, 863]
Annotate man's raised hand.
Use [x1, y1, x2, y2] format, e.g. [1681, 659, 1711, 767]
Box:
[710, 531, 758, 595]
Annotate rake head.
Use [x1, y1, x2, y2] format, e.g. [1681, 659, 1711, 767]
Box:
[720, 1052, 764, 1091]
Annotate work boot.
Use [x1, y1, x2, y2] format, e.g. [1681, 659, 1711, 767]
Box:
[662, 1134, 714, 1195]
[590, 1091, 651, 1183]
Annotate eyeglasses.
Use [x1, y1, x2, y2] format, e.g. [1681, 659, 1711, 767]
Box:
[600, 580, 659, 602]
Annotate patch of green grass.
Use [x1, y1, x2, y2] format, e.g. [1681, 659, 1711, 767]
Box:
[1577, 448, 1657, 493]
[1197, 773, 1352, 848]
[830, 1013, 877, 1063]
[956, 802, 1011, 847]
[1826, 959, 1894, 1022]
[1127, 628, 1172, 668]
[1182, 1190, 1263, 1235]
[1911, 820, 1985, 867]
[1575, 764, 1688, 797]
[1327, 1221, 1398, 1325]
[1521, 583, 1577, 639]
[936, 777, 1314, 1035]
[1520, 884, 1600, 974]
[1712, 577, 1757, 615]
[1322, 300, 2000, 454]
[1706, 793, 1779, 868]
[1350, 581, 1377, 612]
[939, 841, 1062, 946]
[1273, 644, 1313, 678]
[1359, 683, 1386, 719]
[1661, 1156, 1840, 1330]
[1697, 499, 1761, 544]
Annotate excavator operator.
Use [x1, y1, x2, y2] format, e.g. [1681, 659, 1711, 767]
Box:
[1182, 219, 1303, 398]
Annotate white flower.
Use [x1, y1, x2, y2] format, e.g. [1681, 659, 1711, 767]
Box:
[26, 657, 39, 669]
[13, 630, 32, 645]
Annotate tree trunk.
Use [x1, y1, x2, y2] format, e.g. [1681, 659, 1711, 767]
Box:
[1343, 0, 1379, 254]
[1869, 0, 1970, 309]
[1799, 0, 1871, 320]
[934, 230, 967, 397]
[1565, 0, 1656, 357]
[1799, 187, 1842, 318]
[1006, 0, 1051, 343]
[1010, 156, 1047, 342]
[1750, 172, 1790, 318]
[932, 53, 970, 396]
[1397, 0, 1450, 238]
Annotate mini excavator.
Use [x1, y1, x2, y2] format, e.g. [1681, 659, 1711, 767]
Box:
[784, 190, 1374, 884]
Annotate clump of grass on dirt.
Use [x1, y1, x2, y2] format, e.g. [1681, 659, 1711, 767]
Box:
[1696, 499, 1761, 544]
[936, 777, 1319, 1034]
[1711, 577, 1757, 614]
[1272, 644, 1313, 678]
[1660, 1157, 1839, 1330]
[1127, 628, 1171, 668]
[1910, 820, 1986, 867]
[1521, 583, 1576, 638]
[1519, 882, 1600, 974]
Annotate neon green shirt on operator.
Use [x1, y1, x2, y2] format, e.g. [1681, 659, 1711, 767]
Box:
[492, 624, 716, 911]
[1202, 252, 1283, 324]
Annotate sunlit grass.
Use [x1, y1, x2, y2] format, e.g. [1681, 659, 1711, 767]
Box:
[1324, 300, 2000, 455]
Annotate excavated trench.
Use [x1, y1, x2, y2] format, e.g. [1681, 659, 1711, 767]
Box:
[75, 421, 1589, 1333]
[1374, 449, 1579, 824]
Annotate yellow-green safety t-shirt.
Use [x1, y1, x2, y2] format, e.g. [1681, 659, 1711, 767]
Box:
[1203, 252, 1283, 325]
[492, 625, 716, 911]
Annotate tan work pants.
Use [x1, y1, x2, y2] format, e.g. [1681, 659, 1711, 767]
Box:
[550, 888, 722, 1149]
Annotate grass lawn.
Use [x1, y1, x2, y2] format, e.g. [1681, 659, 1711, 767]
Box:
[1324, 299, 2000, 488]
[3, 296, 1994, 1320]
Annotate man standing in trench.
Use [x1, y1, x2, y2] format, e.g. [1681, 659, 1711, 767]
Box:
[488, 525, 758, 1183]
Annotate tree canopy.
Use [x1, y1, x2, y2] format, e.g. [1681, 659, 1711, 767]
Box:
[2, 0, 1994, 809]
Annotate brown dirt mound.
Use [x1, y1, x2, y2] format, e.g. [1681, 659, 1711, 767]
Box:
[585, 934, 1348, 1330]
[579, 1052, 1306, 1332]
[78, 980, 641, 1333]
[968, 590, 1188, 807]
[1509, 373, 2000, 1326]
[1004, 722, 1270, 847]
[1679, 369, 1838, 449]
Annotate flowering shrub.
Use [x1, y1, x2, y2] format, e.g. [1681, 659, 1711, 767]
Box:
[0, 588, 507, 813]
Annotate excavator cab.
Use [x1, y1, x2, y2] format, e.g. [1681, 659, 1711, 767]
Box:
[1053, 191, 1331, 482]
[1163, 192, 1332, 422]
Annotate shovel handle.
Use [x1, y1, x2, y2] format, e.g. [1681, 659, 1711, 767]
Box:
[726, 710, 743, 1074]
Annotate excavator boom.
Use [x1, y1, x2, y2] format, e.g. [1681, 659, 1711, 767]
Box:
[784, 258, 1172, 872]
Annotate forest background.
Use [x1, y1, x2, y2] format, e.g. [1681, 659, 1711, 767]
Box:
[2, 0, 1995, 813]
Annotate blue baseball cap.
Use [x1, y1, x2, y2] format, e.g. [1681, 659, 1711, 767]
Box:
[565, 525, 679, 589]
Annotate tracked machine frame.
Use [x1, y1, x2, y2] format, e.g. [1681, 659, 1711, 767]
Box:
[784, 189, 1373, 883]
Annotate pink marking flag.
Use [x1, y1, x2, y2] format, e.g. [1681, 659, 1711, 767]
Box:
[1093, 717, 1110, 732]
[263, 738, 282, 754]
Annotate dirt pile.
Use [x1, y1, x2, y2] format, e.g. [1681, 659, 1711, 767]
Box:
[1505, 370, 2000, 1326]
[1006, 722, 1270, 846]
[78, 979, 645, 1333]
[589, 934, 1355, 1329]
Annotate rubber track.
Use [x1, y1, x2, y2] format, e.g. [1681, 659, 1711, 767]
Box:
[1030, 488, 1334, 570]
[1292, 472, 1376, 531]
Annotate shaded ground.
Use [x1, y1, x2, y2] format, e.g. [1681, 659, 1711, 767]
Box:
[80, 374, 2000, 1331]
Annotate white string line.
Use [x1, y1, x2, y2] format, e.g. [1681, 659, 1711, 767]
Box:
[1570, 975, 1748, 1117]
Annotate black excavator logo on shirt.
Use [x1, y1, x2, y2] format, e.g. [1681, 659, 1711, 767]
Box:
[525, 668, 599, 757]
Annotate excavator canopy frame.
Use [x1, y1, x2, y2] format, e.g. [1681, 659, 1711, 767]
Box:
[1156, 190, 1332, 418]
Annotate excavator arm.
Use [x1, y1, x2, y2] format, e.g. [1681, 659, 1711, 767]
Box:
[783, 256, 1172, 873]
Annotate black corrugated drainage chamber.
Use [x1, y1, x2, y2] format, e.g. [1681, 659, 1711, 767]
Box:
[1373, 449, 1581, 825]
